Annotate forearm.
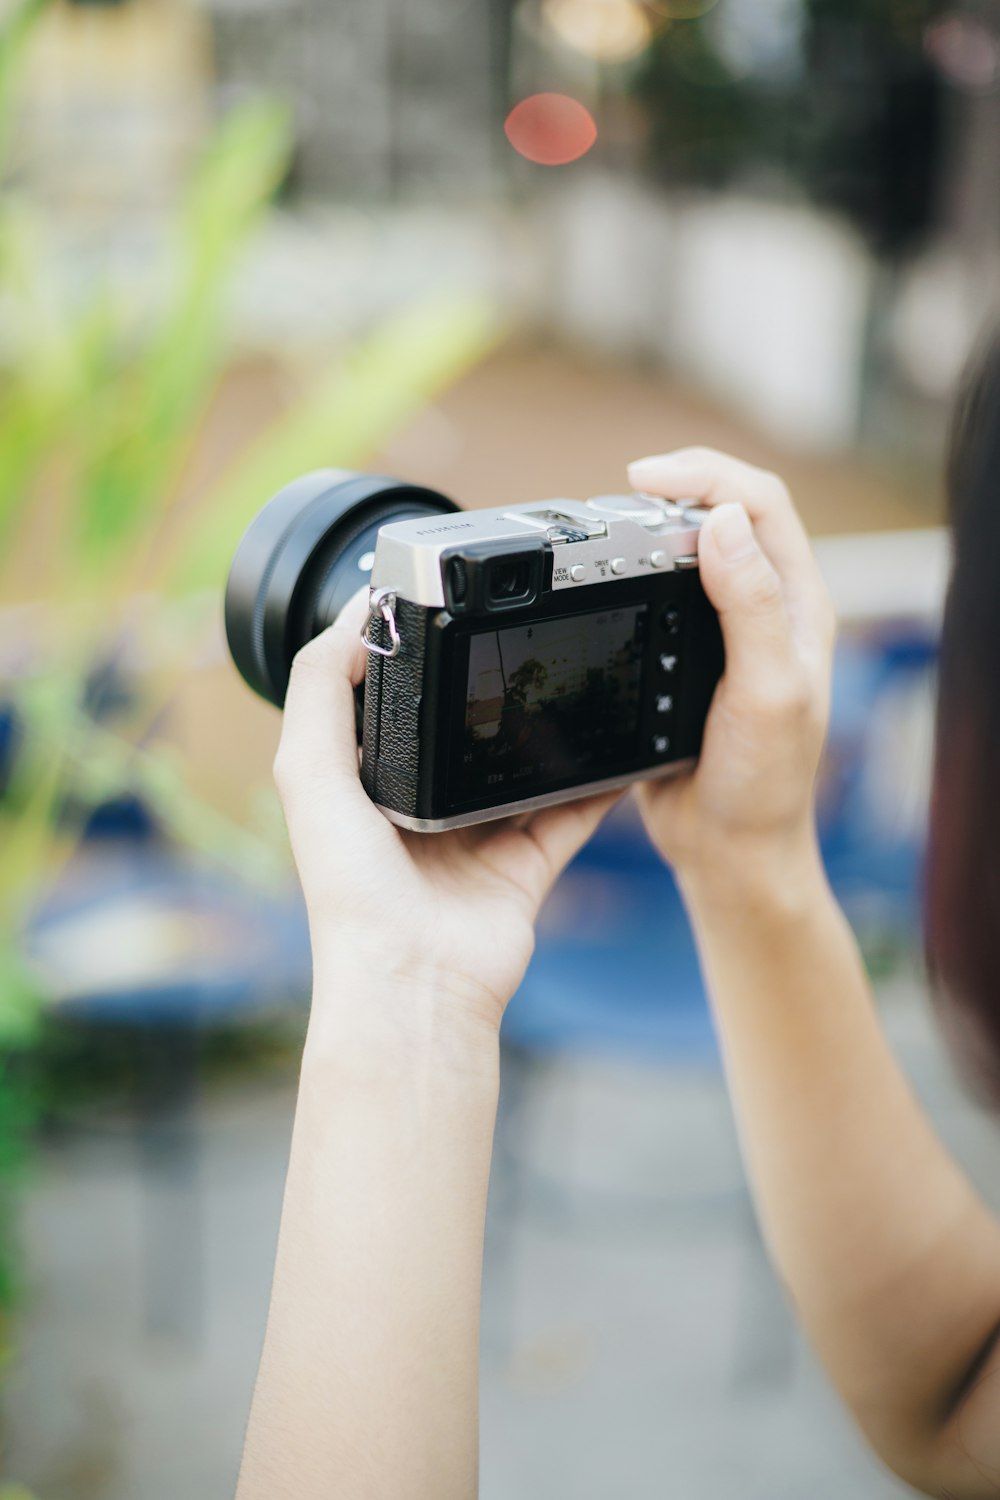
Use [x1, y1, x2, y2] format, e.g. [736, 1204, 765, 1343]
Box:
[682, 836, 1000, 1492]
[237, 970, 500, 1500]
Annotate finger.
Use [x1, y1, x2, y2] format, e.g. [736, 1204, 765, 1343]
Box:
[697, 504, 801, 692]
[627, 447, 832, 651]
[521, 789, 623, 900]
[274, 587, 370, 794]
[627, 446, 810, 576]
[635, 765, 689, 819]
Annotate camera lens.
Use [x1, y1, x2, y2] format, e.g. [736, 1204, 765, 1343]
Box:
[225, 471, 457, 707]
[489, 558, 531, 603]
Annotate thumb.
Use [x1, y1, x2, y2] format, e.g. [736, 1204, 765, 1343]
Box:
[698, 504, 796, 682]
[522, 788, 624, 898]
[273, 587, 370, 798]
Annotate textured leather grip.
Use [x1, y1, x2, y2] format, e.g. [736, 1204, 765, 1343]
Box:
[360, 597, 430, 817]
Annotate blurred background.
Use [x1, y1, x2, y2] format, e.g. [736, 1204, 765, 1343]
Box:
[0, 0, 998, 1495]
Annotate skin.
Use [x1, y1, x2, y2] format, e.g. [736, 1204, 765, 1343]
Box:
[237, 448, 1000, 1500]
[237, 592, 619, 1499]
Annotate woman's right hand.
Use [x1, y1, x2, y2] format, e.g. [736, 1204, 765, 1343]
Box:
[272, 591, 619, 1056]
[625, 447, 837, 902]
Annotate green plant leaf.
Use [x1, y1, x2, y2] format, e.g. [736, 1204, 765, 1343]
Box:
[164, 290, 504, 596]
[74, 99, 294, 567]
[0, 946, 41, 1050]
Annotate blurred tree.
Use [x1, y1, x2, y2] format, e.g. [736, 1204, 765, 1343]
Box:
[801, 0, 947, 254]
[634, 0, 951, 254]
[634, 13, 774, 187]
[507, 657, 548, 705]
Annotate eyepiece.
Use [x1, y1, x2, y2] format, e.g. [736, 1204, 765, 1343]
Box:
[488, 558, 532, 603]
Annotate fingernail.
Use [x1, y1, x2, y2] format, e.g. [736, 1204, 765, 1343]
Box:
[709, 504, 755, 562]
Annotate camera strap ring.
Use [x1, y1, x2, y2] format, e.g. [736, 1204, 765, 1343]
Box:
[362, 587, 402, 659]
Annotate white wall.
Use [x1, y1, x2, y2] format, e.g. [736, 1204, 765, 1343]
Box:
[540, 175, 874, 452]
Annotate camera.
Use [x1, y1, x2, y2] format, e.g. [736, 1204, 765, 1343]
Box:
[225, 471, 724, 831]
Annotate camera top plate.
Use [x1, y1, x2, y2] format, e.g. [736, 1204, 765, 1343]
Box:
[369, 493, 707, 609]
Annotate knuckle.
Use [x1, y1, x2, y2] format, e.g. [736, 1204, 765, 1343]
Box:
[760, 468, 792, 507]
[289, 634, 329, 679]
[749, 465, 798, 524]
[271, 743, 294, 797]
[750, 670, 813, 725]
[783, 671, 813, 717]
[676, 444, 720, 471]
[271, 764, 290, 808]
[284, 635, 339, 706]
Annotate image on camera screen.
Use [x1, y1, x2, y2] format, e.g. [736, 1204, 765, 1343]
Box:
[459, 605, 648, 799]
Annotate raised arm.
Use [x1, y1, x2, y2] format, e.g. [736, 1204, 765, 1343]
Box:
[629, 448, 1000, 1498]
[236, 594, 617, 1500]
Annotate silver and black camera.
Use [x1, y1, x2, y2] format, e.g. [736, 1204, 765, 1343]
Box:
[225, 471, 724, 831]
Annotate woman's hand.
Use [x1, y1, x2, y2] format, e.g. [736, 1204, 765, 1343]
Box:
[273, 591, 618, 1048]
[245, 587, 612, 1500]
[626, 447, 836, 899]
[622, 450, 1000, 1500]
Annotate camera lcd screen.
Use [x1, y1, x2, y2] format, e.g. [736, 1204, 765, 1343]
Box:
[457, 605, 648, 801]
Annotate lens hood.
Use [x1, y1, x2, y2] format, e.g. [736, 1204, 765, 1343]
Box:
[224, 470, 457, 706]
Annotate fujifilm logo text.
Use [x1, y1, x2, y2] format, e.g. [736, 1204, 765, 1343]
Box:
[415, 521, 476, 536]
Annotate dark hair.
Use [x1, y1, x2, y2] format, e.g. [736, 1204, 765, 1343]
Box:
[926, 329, 1000, 1099]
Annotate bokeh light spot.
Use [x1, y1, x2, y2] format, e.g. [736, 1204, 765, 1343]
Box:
[504, 93, 598, 166]
[543, 0, 653, 63]
[924, 15, 1000, 93]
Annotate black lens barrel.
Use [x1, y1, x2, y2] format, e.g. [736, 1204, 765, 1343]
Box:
[224, 470, 457, 706]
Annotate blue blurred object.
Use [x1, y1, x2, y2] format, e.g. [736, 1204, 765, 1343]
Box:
[819, 626, 937, 940]
[28, 841, 310, 1027]
[0, 702, 21, 798]
[504, 801, 715, 1061]
[82, 793, 161, 843]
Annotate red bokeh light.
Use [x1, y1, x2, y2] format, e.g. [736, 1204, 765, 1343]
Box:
[925, 15, 1000, 93]
[504, 93, 598, 166]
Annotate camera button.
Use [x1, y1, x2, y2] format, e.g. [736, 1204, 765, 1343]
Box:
[650, 550, 667, 569]
[570, 564, 587, 582]
[652, 734, 671, 756]
[659, 653, 678, 675]
[656, 694, 673, 714]
[610, 556, 627, 576]
[661, 607, 681, 634]
[675, 554, 699, 570]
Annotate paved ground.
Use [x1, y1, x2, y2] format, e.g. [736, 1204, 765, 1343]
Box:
[4, 965, 1000, 1499]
